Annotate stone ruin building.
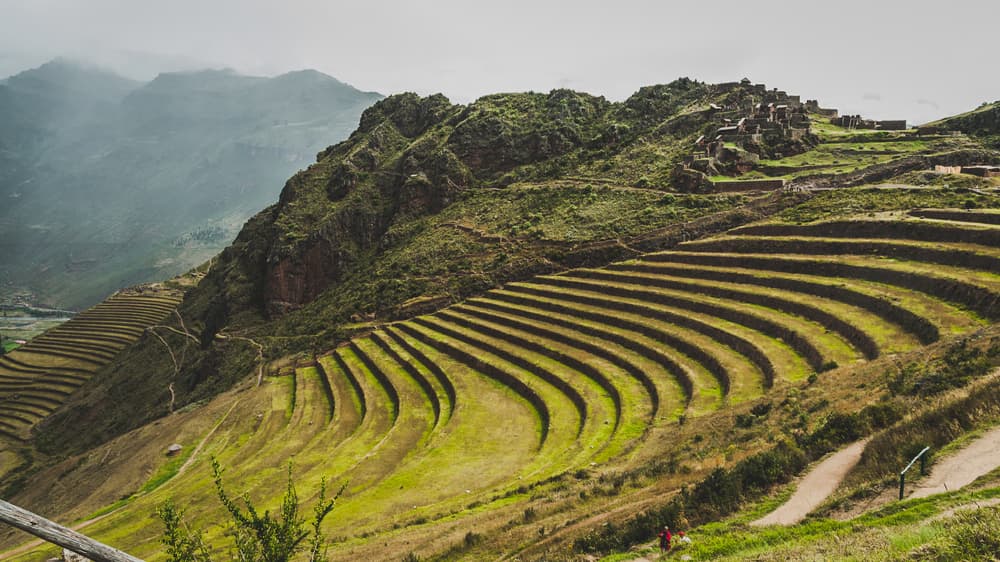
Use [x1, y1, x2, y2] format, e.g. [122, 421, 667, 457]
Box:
[672, 79, 824, 192]
[831, 114, 907, 131]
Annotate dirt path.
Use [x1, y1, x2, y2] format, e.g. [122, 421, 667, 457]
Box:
[752, 439, 869, 526]
[929, 497, 1000, 522]
[910, 425, 1000, 499]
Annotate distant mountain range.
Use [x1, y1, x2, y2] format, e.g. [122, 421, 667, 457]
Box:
[0, 58, 382, 309]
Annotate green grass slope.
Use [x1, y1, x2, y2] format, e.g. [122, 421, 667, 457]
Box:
[2, 80, 1000, 561]
[3, 187, 1000, 561]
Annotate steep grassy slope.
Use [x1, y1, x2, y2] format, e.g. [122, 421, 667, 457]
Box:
[3, 188, 1000, 560]
[926, 99, 1000, 148]
[2, 79, 1000, 560]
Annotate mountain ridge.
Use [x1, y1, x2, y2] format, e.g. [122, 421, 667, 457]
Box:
[0, 58, 383, 310]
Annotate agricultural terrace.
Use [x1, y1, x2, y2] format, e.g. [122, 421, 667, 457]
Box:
[7, 199, 1000, 561]
[0, 288, 183, 441]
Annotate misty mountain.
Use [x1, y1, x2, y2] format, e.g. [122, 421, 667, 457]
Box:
[0, 59, 382, 309]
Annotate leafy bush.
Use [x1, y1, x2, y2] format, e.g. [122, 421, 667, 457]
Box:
[889, 339, 999, 397]
[940, 506, 1000, 560]
[158, 458, 339, 562]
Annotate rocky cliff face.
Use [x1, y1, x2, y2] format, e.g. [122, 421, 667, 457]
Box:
[191, 81, 718, 325]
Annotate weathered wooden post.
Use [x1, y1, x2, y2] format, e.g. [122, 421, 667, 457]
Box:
[0, 499, 144, 562]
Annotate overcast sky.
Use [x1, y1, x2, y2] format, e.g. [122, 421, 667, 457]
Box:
[1, 0, 996, 124]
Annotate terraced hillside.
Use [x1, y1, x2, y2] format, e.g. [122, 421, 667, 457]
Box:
[0, 287, 183, 441]
[6, 206, 999, 561]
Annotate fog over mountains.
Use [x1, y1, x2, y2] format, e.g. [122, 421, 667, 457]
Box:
[0, 58, 382, 309]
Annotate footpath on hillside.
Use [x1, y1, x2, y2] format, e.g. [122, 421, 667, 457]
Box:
[752, 439, 869, 526]
[908, 425, 1000, 499]
[833, 424, 1000, 520]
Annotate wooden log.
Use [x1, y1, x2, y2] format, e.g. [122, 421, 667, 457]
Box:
[0, 499, 144, 562]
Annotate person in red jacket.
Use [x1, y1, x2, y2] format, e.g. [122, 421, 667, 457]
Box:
[657, 525, 672, 552]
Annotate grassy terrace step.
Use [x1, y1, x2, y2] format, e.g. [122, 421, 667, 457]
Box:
[542, 272, 819, 383]
[0, 355, 91, 375]
[382, 323, 542, 462]
[728, 220, 1000, 247]
[18, 340, 119, 361]
[0, 403, 49, 420]
[682, 236, 1000, 276]
[0, 362, 90, 380]
[909, 209, 1000, 226]
[69, 312, 166, 326]
[307, 365, 336, 424]
[335, 344, 400, 433]
[1, 402, 48, 418]
[310, 359, 367, 469]
[79, 301, 170, 313]
[489, 286, 735, 407]
[91, 301, 178, 315]
[326, 351, 367, 423]
[103, 294, 181, 306]
[1, 387, 73, 404]
[31, 332, 131, 349]
[409, 315, 597, 443]
[378, 329, 457, 423]
[616, 260, 940, 345]
[641, 252, 1000, 322]
[353, 335, 441, 442]
[521, 275, 808, 384]
[326, 329, 544, 531]
[57, 314, 150, 326]
[0, 411, 36, 426]
[435, 308, 626, 430]
[347, 335, 438, 453]
[0, 423, 25, 441]
[0, 376, 82, 394]
[314, 357, 360, 432]
[9, 347, 105, 367]
[322, 341, 465, 504]
[435, 308, 645, 458]
[45, 322, 145, 337]
[570, 267, 875, 360]
[452, 301, 661, 420]
[368, 332, 445, 426]
[76, 302, 171, 315]
[394, 322, 552, 449]
[312, 347, 409, 491]
[347, 341, 401, 425]
[463, 296, 695, 417]
[287, 368, 332, 431]
[2, 392, 57, 409]
[79, 309, 173, 322]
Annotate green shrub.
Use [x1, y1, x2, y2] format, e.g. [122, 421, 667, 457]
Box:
[942, 506, 1000, 559]
[158, 458, 338, 562]
[888, 339, 999, 397]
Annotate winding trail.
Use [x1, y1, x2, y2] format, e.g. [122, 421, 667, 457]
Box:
[752, 439, 869, 526]
[910, 425, 1000, 499]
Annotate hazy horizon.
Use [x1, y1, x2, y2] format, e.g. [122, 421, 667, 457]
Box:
[2, 0, 998, 125]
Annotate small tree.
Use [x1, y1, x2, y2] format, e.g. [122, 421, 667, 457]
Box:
[158, 458, 339, 562]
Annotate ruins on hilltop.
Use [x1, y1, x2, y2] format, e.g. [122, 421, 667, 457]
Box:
[673, 79, 915, 193]
[673, 79, 822, 192]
